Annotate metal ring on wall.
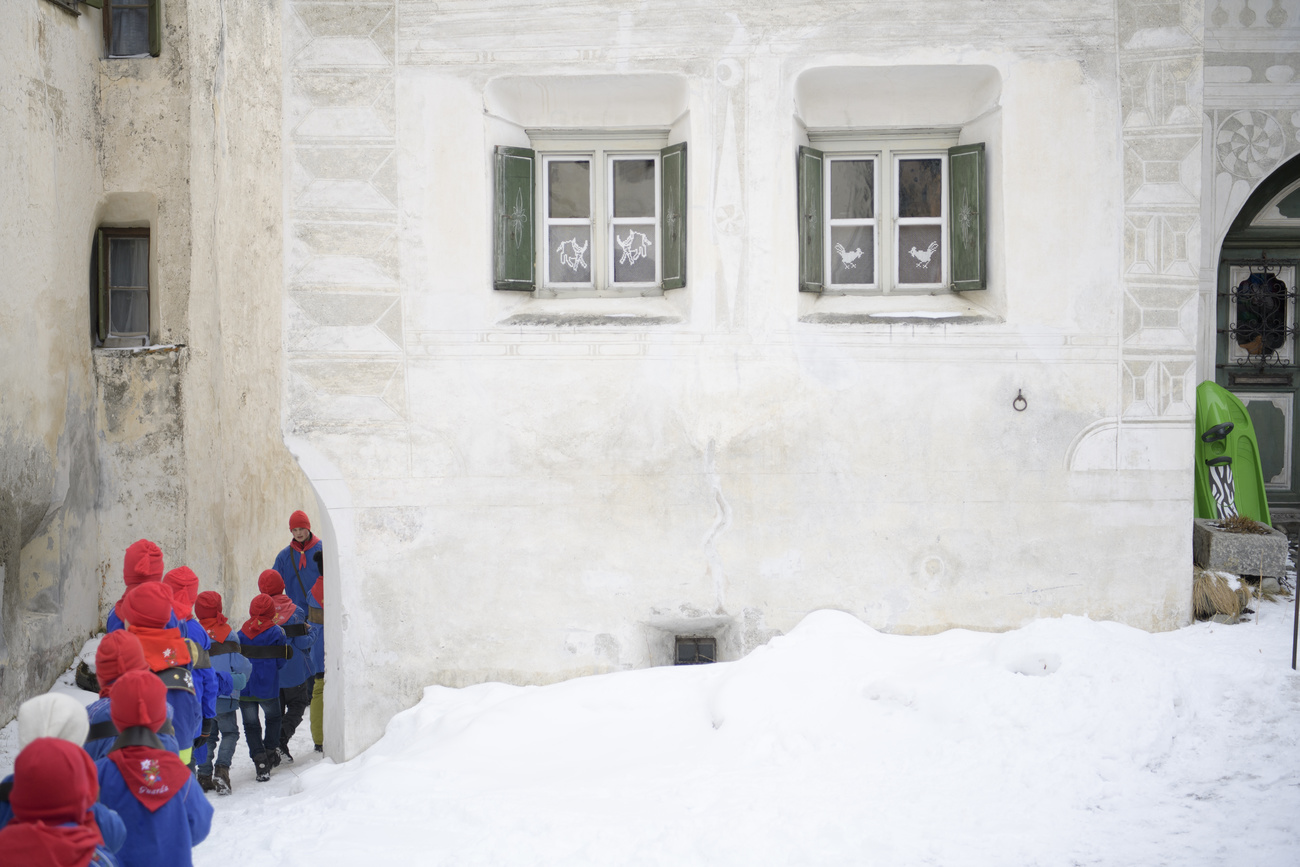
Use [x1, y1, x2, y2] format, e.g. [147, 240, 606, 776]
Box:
[1013, 390, 1027, 412]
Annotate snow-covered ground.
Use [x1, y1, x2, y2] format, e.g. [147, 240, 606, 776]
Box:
[4, 604, 1300, 866]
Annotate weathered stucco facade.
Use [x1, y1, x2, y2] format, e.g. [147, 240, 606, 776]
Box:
[4, 1, 1300, 761]
[275, 0, 1223, 759]
[0, 0, 315, 724]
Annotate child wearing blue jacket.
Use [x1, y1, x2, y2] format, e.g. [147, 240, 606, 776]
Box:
[164, 567, 221, 769]
[84, 632, 180, 763]
[195, 590, 251, 794]
[118, 583, 203, 768]
[258, 568, 317, 763]
[238, 593, 290, 781]
[95, 670, 212, 867]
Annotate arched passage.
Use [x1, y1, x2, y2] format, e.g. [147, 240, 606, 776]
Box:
[1213, 152, 1300, 507]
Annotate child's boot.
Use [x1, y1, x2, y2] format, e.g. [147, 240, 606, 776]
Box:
[254, 753, 272, 782]
[214, 765, 232, 795]
[197, 772, 214, 792]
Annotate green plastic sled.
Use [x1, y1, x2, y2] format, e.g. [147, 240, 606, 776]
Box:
[1194, 380, 1271, 524]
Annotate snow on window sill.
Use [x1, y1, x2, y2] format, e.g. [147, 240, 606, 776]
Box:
[497, 296, 683, 327]
[799, 291, 1000, 326]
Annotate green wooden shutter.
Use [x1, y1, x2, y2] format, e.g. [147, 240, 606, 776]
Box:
[660, 142, 687, 290]
[95, 228, 107, 342]
[797, 146, 824, 293]
[148, 0, 161, 57]
[494, 146, 535, 291]
[84, 0, 103, 9]
[948, 142, 986, 292]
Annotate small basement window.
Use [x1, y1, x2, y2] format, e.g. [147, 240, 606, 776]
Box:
[675, 636, 716, 665]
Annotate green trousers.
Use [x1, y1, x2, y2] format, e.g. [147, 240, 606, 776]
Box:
[310, 675, 324, 746]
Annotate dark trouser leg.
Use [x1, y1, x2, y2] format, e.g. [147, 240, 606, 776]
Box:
[239, 700, 264, 761]
[278, 678, 313, 749]
[262, 697, 282, 756]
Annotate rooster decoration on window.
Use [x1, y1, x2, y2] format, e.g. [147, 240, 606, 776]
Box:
[908, 241, 939, 269]
[834, 243, 864, 269]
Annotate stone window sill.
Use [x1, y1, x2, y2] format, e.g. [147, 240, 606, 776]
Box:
[497, 296, 683, 327]
[798, 292, 1000, 326]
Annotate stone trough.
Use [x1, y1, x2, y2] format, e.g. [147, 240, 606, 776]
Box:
[1192, 518, 1289, 579]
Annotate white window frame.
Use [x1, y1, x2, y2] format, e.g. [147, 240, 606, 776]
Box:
[812, 129, 957, 295]
[530, 129, 667, 298]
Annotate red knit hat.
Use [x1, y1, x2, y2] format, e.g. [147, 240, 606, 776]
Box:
[194, 590, 223, 621]
[289, 510, 311, 530]
[242, 594, 278, 639]
[163, 566, 199, 619]
[95, 631, 148, 697]
[119, 582, 175, 629]
[258, 569, 285, 596]
[10, 737, 97, 825]
[109, 669, 168, 733]
[123, 539, 164, 587]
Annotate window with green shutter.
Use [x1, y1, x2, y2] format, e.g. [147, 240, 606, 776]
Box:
[494, 131, 687, 296]
[494, 146, 536, 291]
[948, 143, 987, 292]
[801, 132, 986, 295]
[92, 227, 151, 347]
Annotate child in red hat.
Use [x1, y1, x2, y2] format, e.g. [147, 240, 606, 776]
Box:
[0, 738, 118, 867]
[94, 670, 212, 867]
[237, 593, 291, 782]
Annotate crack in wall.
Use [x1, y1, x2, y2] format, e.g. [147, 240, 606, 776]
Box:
[701, 438, 732, 614]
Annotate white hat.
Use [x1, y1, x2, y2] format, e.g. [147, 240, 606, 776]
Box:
[17, 693, 90, 750]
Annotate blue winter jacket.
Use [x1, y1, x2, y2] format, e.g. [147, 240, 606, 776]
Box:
[273, 538, 324, 674]
[95, 757, 212, 867]
[238, 625, 287, 701]
[178, 618, 218, 721]
[278, 605, 317, 690]
[0, 773, 125, 854]
[209, 641, 250, 700]
[84, 696, 180, 762]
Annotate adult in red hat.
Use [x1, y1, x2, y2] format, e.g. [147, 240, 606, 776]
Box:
[95, 670, 213, 867]
[271, 510, 327, 754]
[0, 738, 116, 867]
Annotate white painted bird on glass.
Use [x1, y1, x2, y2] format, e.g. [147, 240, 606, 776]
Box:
[908, 241, 939, 268]
[834, 243, 864, 269]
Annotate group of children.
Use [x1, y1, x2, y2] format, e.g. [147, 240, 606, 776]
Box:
[0, 510, 326, 867]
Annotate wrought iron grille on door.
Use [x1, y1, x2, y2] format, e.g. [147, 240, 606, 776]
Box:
[1221, 258, 1298, 372]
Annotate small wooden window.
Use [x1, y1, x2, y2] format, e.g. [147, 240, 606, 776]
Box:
[103, 0, 161, 58]
[94, 228, 150, 345]
[675, 636, 716, 665]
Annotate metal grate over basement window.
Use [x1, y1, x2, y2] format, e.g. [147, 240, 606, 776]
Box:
[675, 637, 716, 665]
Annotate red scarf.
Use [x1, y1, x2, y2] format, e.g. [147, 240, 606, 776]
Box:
[199, 613, 232, 643]
[270, 594, 297, 625]
[0, 819, 103, 867]
[241, 615, 276, 640]
[126, 625, 191, 671]
[290, 534, 323, 571]
[108, 746, 191, 812]
[311, 577, 324, 605]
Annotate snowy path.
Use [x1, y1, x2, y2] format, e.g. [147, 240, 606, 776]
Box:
[5, 605, 1300, 866]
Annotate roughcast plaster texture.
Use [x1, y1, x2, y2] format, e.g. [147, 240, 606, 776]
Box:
[282, 0, 1208, 757]
[1, 0, 315, 728]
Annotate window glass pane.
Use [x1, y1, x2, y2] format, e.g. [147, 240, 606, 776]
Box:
[898, 158, 942, 218]
[613, 226, 655, 283]
[110, 7, 151, 57]
[549, 226, 591, 284]
[547, 161, 590, 219]
[612, 159, 655, 218]
[898, 225, 942, 284]
[830, 226, 875, 285]
[830, 159, 874, 220]
[108, 238, 149, 288]
[109, 289, 149, 336]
